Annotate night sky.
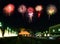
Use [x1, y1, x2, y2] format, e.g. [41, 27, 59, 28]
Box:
[0, 0, 60, 32]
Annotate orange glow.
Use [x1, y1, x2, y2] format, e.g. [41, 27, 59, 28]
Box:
[19, 28, 30, 37]
[19, 31, 30, 35]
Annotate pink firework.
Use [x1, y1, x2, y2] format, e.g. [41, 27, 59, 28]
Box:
[18, 4, 27, 16]
[18, 5, 26, 13]
[27, 7, 34, 22]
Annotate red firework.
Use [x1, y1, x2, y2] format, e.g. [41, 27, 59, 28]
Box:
[3, 4, 15, 16]
[27, 7, 34, 13]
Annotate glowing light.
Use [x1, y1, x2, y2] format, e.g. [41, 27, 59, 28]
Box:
[53, 29, 55, 32]
[19, 29, 30, 37]
[35, 5, 43, 18]
[0, 22, 2, 27]
[28, 13, 34, 22]
[44, 33, 46, 37]
[3, 4, 15, 16]
[35, 5, 43, 11]
[47, 5, 57, 18]
[19, 31, 30, 35]
[58, 29, 60, 31]
[0, 29, 2, 37]
[47, 34, 50, 36]
[27, 7, 34, 22]
[4, 29, 17, 37]
[18, 5, 27, 14]
[4, 29, 9, 37]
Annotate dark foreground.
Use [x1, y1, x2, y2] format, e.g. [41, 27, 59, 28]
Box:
[0, 36, 60, 44]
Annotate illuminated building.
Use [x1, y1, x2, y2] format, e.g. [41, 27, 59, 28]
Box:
[19, 28, 31, 37]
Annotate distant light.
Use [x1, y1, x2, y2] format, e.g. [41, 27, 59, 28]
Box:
[0, 22, 2, 27]
[53, 29, 55, 32]
[18, 5, 27, 14]
[58, 29, 60, 31]
[7, 27, 10, 30]
[43, 32, 45, 34]
[46, 31, 48, 33]
[44, 34, 46, 37]
[3, 4, 15, 16]
[47, 34, 50, 36]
